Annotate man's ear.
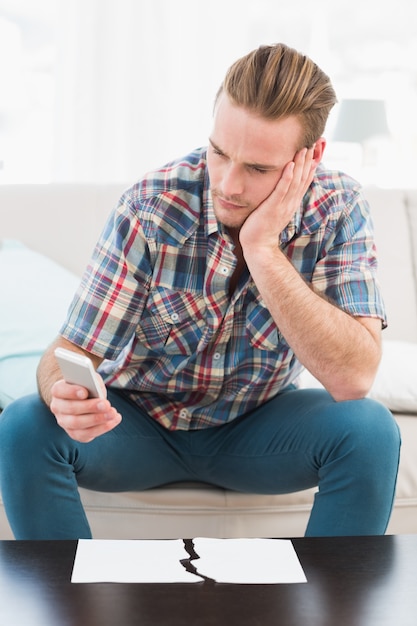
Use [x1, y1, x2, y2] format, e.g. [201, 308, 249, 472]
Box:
[313, 137, 326, 164]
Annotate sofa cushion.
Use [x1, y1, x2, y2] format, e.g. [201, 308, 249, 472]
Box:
[78, 482, 318, 539]
[0, 240, 80, 408]
[368, 340, 417, 413]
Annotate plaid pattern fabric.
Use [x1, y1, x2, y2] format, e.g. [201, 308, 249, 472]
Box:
[61, 148, 386, 430]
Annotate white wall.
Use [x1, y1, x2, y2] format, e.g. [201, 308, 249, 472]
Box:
[0, 0, 416, 186]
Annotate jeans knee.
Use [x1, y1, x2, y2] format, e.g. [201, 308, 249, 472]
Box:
[0, 394, 63, 459]
[330, 397, 401, 474]
[317, 396, 400, 470]
[350, 398, 400, 450]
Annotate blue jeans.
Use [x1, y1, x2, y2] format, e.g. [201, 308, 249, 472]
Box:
[0, 387, 400, 539]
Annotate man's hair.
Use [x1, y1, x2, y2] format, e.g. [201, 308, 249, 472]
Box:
[216, 43, 337, 148]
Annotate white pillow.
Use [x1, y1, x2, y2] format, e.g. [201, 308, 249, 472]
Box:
[298, 340, 417, 413]
[0, 240, 80, 408]
[368, 340, 417, 413]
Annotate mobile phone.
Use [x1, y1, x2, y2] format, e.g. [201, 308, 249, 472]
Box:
[54, 347, 105, 399]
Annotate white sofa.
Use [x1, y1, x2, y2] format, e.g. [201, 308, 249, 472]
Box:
[1, 183, 416, 539]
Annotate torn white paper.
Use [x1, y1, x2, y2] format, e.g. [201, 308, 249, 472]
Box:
[71, 539, 200, 583]
[192, 538, 307, 584]
[71, 538, 307, 584]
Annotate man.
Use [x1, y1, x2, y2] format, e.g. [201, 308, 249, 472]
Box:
[0, 43, 400, 539]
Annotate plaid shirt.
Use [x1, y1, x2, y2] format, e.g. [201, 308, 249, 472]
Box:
[61, 148, 386, 430]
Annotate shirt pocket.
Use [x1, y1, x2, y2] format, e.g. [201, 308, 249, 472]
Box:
[246, 298, 286, 351]
[135, 287, 208, 355]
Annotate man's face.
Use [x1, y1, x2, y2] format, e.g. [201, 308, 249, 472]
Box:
[207, 94, 304, 232]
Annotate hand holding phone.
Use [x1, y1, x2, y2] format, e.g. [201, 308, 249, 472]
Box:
[54, 347, 105, 399]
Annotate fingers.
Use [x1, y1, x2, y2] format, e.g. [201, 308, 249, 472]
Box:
[64, 409, 122, 443]
[298, 146, 318, 189]
[273, 146, 316, 200]
[50, 379, 122, 443]
[239, 144, 318, 251]
[290, 146, 316, 189]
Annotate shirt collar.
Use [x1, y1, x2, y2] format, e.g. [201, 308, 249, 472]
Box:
[203, 167, 220, 237]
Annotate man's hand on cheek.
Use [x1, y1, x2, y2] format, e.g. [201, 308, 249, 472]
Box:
[239, 146, 317, 253]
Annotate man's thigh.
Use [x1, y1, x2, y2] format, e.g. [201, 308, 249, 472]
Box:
[76, 388, 323, 493]
[77, 387, 398, 498]
[184, 387, 399, 494]
[75, 390, 197, 491]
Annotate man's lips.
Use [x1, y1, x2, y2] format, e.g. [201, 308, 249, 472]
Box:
[216, 196, 247, 210]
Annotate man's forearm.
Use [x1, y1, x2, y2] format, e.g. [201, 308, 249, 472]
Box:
[244, 246, 382, 401]
[37, 341, 65, 407]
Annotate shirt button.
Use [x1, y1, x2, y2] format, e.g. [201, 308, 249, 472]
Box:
[171, 313, 179, 322]
[179, 408, 189, 419]
[213, 352, 221, 360]
[220, 266, 229, 275]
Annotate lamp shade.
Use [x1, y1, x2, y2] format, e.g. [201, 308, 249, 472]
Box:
[332, 99, 390, 144]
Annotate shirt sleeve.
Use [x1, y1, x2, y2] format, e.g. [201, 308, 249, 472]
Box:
[59, 190, 152, 358]
[311, 189, 387, 327]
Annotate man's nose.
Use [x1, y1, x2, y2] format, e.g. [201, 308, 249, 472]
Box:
[220, 162, 245, 197]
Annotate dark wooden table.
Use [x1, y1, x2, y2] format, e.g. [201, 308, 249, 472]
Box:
[0, 535, 416, 625]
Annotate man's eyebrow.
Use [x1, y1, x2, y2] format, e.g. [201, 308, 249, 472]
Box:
[209, 138, 226, 155]
[208, 138, 279, 171]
